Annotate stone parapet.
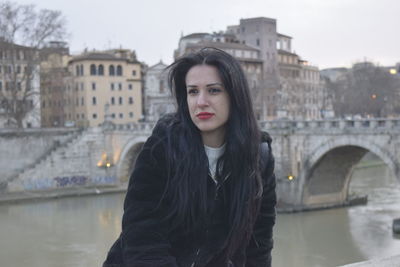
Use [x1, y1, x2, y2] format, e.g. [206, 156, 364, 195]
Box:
[339, 254, 400, 266]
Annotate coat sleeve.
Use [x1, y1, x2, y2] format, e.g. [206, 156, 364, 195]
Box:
[245, 142, 277, 267]
[120, 124, 179, 267]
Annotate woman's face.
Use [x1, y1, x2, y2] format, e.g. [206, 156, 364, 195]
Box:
[185, 64, 230, 146]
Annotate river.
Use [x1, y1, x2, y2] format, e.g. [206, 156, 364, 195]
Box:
[0, 160, 399, 267]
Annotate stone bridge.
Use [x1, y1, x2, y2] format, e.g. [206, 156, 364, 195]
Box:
[1, 118, 399, 209]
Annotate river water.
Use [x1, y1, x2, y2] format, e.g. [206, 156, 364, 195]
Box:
[0, 161, 399, 267]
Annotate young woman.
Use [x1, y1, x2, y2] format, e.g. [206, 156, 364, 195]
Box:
[103, 48, 276, 267]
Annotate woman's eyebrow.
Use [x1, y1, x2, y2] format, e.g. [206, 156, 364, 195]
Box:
[206, 83, 223, 87]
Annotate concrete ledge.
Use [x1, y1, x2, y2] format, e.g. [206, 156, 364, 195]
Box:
[0, 185, 127, 205]
[339, 255, 400, 266]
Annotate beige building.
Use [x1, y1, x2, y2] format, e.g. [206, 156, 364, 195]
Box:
[66, 49, 143, 127]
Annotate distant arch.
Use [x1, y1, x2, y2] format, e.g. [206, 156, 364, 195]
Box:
[299, 136, 399, 207]
[109, 65, 115, 76]
[117, 65, 123, 76]
[98, 64, 104, 75]
[90, 64, 96, 75]
[116, 137, 147, 183]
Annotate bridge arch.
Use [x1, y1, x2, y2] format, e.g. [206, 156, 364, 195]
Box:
[300, 136, 399, 207]
[116, 137, 147, 183]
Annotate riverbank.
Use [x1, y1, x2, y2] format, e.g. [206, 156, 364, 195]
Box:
[0, 185, 368, 215]
[0, 185, 127, 205]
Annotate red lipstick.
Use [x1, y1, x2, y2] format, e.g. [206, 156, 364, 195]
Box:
[197, 112, 214, 120]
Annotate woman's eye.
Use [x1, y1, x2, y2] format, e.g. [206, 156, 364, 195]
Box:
[188, 89, 198, 95]
[209, 88, 222, 94]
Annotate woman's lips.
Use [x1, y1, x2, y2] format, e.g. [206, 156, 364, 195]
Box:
[197, 112, 214, 120]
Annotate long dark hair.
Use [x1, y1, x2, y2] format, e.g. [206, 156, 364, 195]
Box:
[163, 47, 262, 255]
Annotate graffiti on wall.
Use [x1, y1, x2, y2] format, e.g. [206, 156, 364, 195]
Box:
[54, 176, 87, 187]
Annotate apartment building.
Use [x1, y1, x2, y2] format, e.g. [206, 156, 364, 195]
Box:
[66, 49, 143, 127]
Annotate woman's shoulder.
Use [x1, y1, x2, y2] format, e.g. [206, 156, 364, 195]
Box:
[260, 131, 272, 145]
[151, 113, 177, 135]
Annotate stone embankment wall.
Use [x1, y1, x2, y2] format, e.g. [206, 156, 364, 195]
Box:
[0, 128, 78, 184]
[2, 127, 117, 192]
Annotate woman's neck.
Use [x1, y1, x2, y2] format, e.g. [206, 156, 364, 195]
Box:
[201, 129, 226, 148]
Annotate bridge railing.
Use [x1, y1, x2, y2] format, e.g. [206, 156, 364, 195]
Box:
[108, 118, 400, 133]
[260, 118, 400, 131]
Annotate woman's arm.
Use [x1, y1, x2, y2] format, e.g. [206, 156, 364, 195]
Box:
[120, 124, 178, 267]
[245, 142, 277, 267]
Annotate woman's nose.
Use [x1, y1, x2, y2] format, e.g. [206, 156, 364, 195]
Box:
[197, 91, 209, 107]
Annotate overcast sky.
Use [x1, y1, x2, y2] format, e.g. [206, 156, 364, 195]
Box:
[12, 0, 400, 69]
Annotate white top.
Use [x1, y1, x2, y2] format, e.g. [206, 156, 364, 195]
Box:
[204, 143, 226, 182]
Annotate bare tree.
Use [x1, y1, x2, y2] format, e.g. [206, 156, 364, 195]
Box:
[0, 1, 66, 127]
[328, 62, 400, 118]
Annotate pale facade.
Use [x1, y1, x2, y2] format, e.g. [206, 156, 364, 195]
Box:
[144, 61, 175, 121]
[66, 49, 142, 127]
[277, 35, 334, 120]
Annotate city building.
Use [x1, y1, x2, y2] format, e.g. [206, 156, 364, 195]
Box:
[40, 41, 71, 127]
[276, 34, 334, 120]
[0, 39, 41, 128]
[66, 49, 143, 127]
[175, 17, 333, 120]
[143, 61, 175, 121]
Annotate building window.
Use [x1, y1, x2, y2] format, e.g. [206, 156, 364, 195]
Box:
[109, 65, 115, 76]
[132, 70, 136, 76]
[90, 64, 97, 75]
[16, 65, 21, 74]
[92, 113, 97, 119]
[119, 97, 123, 105]
[92, 97, 96, 105]
[80, 83, 84, 91]
[92, 82, 96, 90]
[0, 81, 2, 90]
[76, 98, 79, 106]
[76, 65, 79, 76]
[81, 97, 84, 105]
[128, 97, 133, 104]
[118, 83, 122, 90]
[160, 80, 164, 93]
[80, 64, 84, 76]
[129, 112, 134, 118]
[98, 64, 104, 75]
[82, 113, 85, 119]
[117, 65, 123, 76]
[128, 84, 132, 90]
[111, 97, 115, 105]
[256, 39, 260, 46]
[119, 113, 123, 118]
[111, 113, 115, 119]
[111, 83, 114, 90]
[76, 114, 79, 119]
